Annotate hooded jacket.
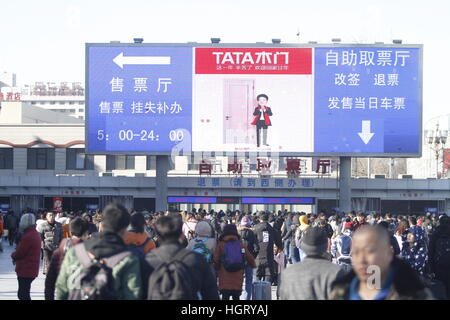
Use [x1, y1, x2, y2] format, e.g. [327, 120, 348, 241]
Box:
[187, 220, 217, 255]
[55, 231, 142, 300]
[330, 257, 434, 300]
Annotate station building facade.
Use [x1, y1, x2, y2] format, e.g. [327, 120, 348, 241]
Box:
[0, 102, 449, 215]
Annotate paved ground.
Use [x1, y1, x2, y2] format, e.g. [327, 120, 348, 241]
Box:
[0, 238, 277, 300]
[0, 239, 45, 300]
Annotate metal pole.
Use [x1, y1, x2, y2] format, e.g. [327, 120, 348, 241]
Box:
[155, 155, 169, 212]
[339, 156, 352, 213]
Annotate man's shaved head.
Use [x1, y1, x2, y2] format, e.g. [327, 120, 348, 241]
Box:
[353, 225, 391, 248]
[351, 225, 394, 283]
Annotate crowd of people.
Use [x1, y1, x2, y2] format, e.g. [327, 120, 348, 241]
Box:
[1, 206, 450, 300]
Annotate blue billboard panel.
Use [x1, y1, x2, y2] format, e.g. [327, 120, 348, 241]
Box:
[241, 197, 315, 204]
[86, 43, 421, 157]
[314, 47, 421, 154]
[87, 46, 193, 152]
[167, 196, 217, 204]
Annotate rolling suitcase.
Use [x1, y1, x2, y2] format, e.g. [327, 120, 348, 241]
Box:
[252, 281, 272, 300]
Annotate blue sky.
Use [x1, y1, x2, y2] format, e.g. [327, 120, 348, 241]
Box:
[1, 0, 449, 123]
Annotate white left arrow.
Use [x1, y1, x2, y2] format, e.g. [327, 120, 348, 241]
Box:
[358, 120, 375, 144]
[113, 52, 171, 69]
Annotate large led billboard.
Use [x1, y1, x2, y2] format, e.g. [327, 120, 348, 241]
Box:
[86, 43, 422, 157]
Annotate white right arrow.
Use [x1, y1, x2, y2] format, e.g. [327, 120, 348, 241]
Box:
[358, 120, 375, 144]
[113, 52, 171, 69]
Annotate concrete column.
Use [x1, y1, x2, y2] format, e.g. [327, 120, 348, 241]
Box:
[13, 148, 27, 176]
[339, 157, 352, 213]
[155, 155, 169, 212]
[55, 148, 66, 174]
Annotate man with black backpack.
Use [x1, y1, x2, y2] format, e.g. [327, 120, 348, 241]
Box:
[143, 215, 219, 300]
[55, 203, 142, 300]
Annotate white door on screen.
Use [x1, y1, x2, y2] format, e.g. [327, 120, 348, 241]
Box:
[223, 79, 255, 144]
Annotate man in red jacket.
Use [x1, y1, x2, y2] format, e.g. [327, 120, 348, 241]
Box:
[251, 94, 273, 148]
[11, 214, 41, 300]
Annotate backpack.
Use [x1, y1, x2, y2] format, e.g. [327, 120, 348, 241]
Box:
[147, 249, 196, 300]
[192, 238, 213, 263]
[222, 240, 245, 272]
[434, 234, 450, 266]
[68, 244, 131, 300]
[339, 235, 352, 256]
[127, 237, 151, 262]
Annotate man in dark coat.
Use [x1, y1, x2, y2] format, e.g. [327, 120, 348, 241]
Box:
[5, 210, 20, 246]
[143, 215, 219, 300]
[38, 211, 64, 274]
[253, 212, 282, 284]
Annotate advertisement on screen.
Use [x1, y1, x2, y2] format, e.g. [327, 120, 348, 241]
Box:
[86, 43, 422, 157]
[53, 197, 63, 213]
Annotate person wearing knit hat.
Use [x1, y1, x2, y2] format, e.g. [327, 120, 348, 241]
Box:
[187, 220, 217, 275]
[240, 216, 252, 228]
[280, 227, 345, 300]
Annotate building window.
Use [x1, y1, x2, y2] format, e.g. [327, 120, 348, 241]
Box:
[106, 155, 135, 170]
[188, 154, 200, 170]
[69, 109, 75, 113]
[78, 116, 84, 119]
[27, 148, 55, 169]
[0, 148, 13, 169]
[146, 156, 156, 170]
[66, 148, 94, 170]
[69, 101, 75, 105]
[79, 108, 84, 112]
[50, 101, 56, 105]
[78, 101, 83, 105]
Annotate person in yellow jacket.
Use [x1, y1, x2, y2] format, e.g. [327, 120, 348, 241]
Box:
[296, 214, 310, 261]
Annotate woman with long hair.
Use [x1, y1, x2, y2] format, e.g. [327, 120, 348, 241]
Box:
[394, 219, 410, 253]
